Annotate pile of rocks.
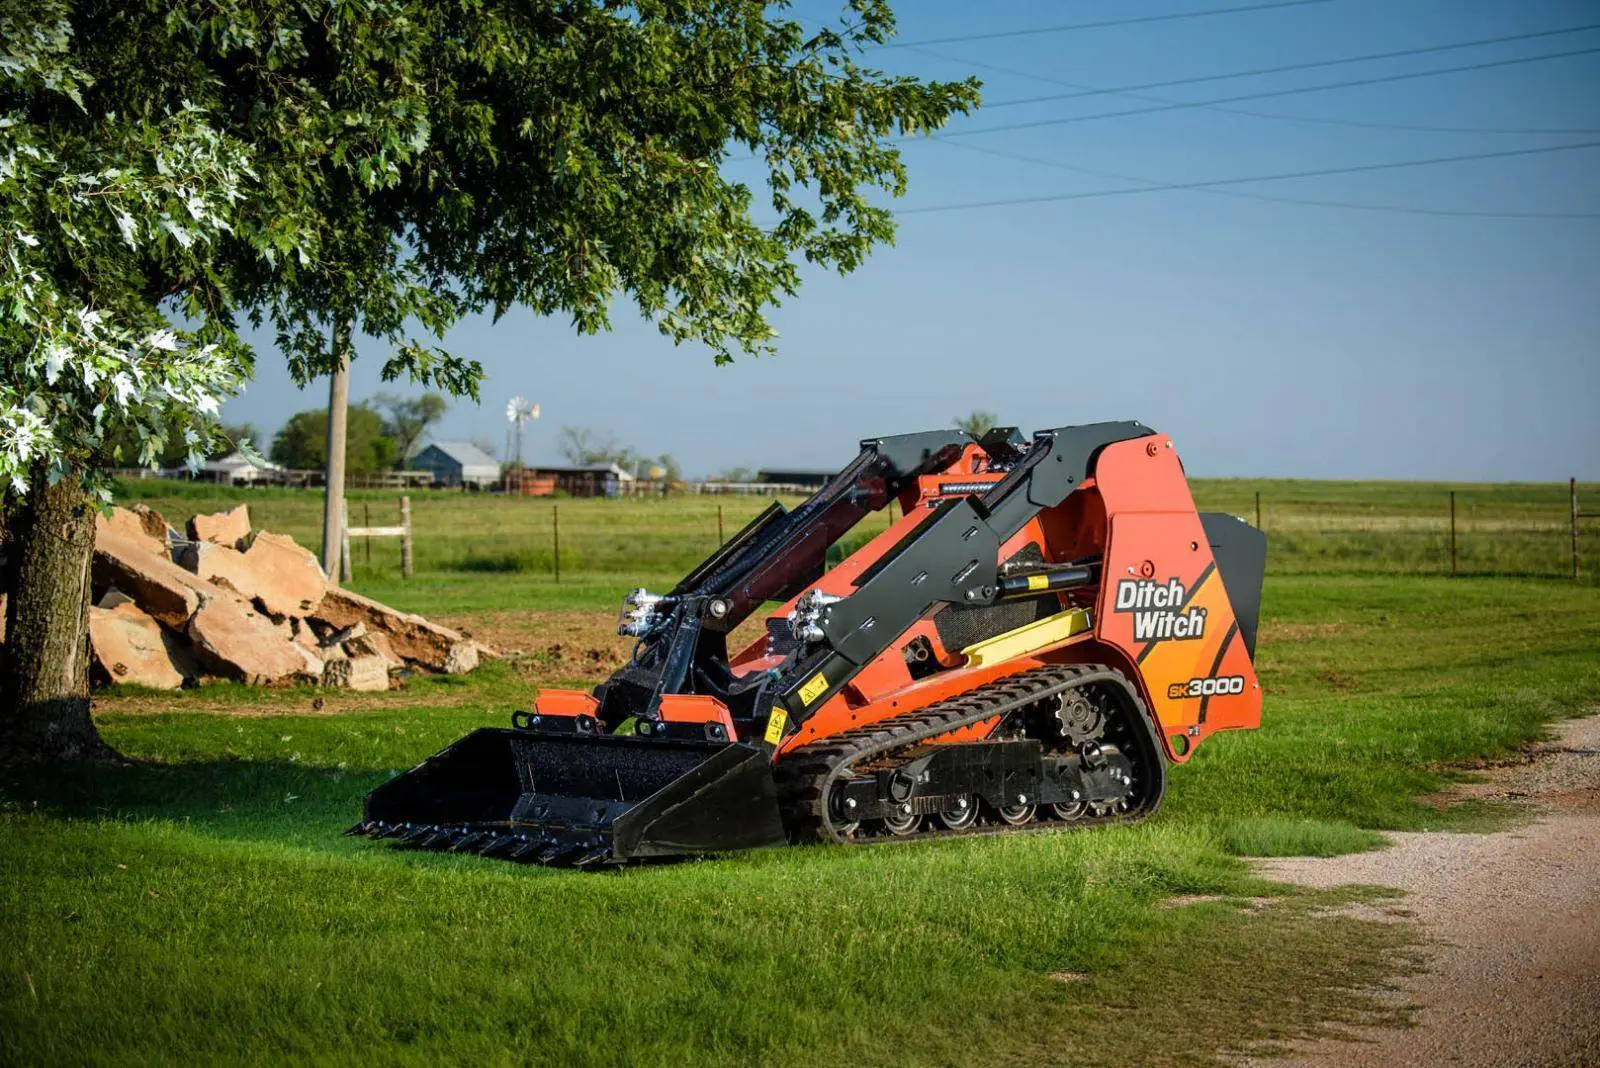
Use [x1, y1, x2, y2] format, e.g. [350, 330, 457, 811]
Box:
[89, 503, 486, 691]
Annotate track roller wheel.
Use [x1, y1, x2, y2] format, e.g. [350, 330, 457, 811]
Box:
[880, 806, 921, 836]
[936, 794, 978, 830]
[995, 797, 1037, 826]
[1051, 799, 1089, 821]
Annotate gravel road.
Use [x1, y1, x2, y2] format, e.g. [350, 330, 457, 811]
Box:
[1244, 713, 1600, 1068]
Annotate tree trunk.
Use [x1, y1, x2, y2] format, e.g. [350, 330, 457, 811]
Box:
[0, 468, 116, 764]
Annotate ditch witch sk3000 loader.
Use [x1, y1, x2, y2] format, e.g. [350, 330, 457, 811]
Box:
[349, 422, 1266, 867]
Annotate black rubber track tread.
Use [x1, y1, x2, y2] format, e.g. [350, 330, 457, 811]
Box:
[774, 664, 1165, 847]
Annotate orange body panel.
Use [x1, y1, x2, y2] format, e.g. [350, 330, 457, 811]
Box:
[1091, 438, 1262, 758]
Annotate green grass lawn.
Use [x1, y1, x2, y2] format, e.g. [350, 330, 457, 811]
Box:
[4, 567, 1597, 1066]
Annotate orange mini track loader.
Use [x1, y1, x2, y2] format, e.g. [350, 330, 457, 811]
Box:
[348, 422, 1266, 866]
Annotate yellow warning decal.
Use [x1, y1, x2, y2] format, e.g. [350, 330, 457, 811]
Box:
[798, 671, 830, 706]
[1026, 573, 1050, 591]
[764, 707, 789, 745]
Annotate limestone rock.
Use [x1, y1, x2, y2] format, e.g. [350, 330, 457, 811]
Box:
[187, 504, 251, 549]
[241, 531, 327, 617]
[322, 654, 389, 691]
[186, 598, 308, 684]
[88, 602, 192, 689]
[442, 641, 479, 675]
[311, 587, 481, 672]
[95, 506, 168, 558]
[345, 631, 402, 668]
[93, 531, 213, 627]
[178, 541, 257, 599]
[178, 533, 326, 619]
[288, 641, 323, 682]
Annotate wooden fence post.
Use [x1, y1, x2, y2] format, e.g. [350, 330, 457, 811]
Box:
[1574, 478, 1581, 582]
[1254, 490, 1261, 530]
[553, 504, 561, 583]
[400, 496, 413, 580]
[1449, 490, 1457, 578]
[717, 504, 725, 546]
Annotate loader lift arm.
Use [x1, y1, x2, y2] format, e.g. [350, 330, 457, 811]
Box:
[594, 429, 976, 728]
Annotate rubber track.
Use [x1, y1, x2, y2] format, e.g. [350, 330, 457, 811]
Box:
[774, 664, 1162, 846]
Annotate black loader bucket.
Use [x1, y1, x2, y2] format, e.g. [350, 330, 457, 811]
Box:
[345, 725, 787, 867]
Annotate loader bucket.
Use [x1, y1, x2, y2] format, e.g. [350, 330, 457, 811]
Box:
[347, 727, 787, 867]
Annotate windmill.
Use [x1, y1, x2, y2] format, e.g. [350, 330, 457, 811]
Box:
[505, 396, 540, 469]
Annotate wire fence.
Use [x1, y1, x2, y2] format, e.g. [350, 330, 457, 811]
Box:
[1198, 481, 1599, 582]
[118, 477, 1600, 587]
[415, 481, 1600, 585]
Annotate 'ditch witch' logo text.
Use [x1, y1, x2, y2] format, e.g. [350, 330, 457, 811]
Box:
[1114, 578, 1207, 642]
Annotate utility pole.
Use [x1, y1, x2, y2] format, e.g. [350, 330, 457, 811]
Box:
[321, 318, 352, 584]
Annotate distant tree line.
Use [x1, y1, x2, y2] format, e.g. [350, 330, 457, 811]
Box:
[257, 409, 1005, 482]
[556, 426, 680, 482]
[267, 393, 453, 475]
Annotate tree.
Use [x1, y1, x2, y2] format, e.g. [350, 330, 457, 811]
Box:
[210, 424, 261, 462]
[557, 426, 636, 469]
[374, 392, 448, 466]
[1, 1, 976, 763]
[269, 406, 396, 475]
[1, 9, 260, 761]
[955, 410, 1000, 438]
[103, 421, 259, 467]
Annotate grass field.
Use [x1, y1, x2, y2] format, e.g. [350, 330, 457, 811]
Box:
[111, 476, 1600, 607]
[2, 481, 1599, 1065]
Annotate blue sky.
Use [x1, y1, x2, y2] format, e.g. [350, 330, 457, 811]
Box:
[224, 0, 1600, 480]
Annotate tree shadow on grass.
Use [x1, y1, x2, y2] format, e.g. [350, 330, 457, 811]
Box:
[1, 755, 385, 853]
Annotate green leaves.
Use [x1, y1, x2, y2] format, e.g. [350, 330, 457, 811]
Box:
[3, 1, 978, 499]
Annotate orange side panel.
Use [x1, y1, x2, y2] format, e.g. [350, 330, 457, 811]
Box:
[1091, 438, 1262, 760]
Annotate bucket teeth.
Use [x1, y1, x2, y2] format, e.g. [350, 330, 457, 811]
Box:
[356, 819, 617, 866]
[451, 831, 490, 853]
[535, 841, 573, 865]
[506, 836, 544, 860]
[573, 843, 612, 868]
[475, 834, 514, 856]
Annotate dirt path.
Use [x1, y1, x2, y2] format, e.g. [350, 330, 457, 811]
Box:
[1244, 715, 1600, 1068]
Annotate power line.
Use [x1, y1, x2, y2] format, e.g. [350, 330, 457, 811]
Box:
[882, 0, 1338, 50]
[894, 140, 1600, 216]
[932, 138, 1600, 219]
[972, 23, 1600, 111]
[939, 46, 1600, 140]
[914, 42, 1600, 136]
